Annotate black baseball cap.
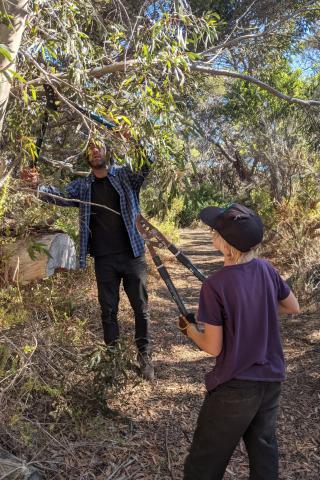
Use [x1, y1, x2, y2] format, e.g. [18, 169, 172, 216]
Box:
[199, 203, 263, 252]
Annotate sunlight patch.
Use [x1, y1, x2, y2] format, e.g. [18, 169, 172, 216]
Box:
[169, 344, 211, 361]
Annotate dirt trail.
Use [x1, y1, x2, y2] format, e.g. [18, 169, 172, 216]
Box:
[101, 228, 319, 480]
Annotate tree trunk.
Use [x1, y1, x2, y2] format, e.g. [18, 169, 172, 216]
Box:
[0, 1, 29, 136]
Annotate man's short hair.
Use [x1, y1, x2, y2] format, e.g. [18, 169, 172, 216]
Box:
[85, 139, 110, 160]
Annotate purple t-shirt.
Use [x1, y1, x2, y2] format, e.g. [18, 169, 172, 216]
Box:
[198, 258, 290, 391]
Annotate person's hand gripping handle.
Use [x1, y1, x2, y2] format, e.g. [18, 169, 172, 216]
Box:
[178, 312, 197, 336]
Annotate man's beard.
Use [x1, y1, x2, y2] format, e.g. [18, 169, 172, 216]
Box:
[87, 158, 107, 169]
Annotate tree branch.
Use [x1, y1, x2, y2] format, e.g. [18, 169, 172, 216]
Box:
[27, 59, 320, 107]
[190, 64, 320, 107]
[201, 32, 267, 56]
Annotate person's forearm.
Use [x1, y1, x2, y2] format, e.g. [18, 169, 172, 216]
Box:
[187, 325, 216, 356]
[278, 291, 300, 315]
[278, 304, 296, 314]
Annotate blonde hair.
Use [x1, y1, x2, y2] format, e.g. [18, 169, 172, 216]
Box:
[212, 230, 258, 264]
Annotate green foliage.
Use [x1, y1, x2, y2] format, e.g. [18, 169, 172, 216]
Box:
[149, 196, 184, 242]
[22, 377, 63, 398]
[249, 188, 276, 229]
[0, 174, 10, 221]
[2, 1, 222, 198]
[0, 11, 14, 28]
[178, 181, 229, 227]
[0, 43, 13, 61]
[27, 239, 52, 261]
[222, 61, 307, 124]
[87, 341, 136, 394]
[0, 344, 19, 378]
[0, 287, 27, 329]
[53, 208, 79, 243]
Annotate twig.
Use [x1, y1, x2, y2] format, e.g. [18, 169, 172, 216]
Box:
[23, 51, 91, 133]
[115, 0, 133, 34]
[0, 336, 38, 400]
[123, 1, 148, 69]
[165, 427, 174, 479]
[106, 458, 136, 480]
[22, 416, 77, 458]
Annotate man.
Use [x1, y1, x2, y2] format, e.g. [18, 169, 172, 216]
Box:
[24, 140, 154, 380]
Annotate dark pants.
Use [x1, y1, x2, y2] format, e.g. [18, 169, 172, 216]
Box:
[94, 253, 150, 354]
[184, 379, 281, 480]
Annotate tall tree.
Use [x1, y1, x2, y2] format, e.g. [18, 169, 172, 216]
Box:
[0, 1, 29, 133]
[0, 0, 29, 182]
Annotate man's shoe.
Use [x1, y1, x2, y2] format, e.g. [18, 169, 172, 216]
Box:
[137, 353, 155, 381]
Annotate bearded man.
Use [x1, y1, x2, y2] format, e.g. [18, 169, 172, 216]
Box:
[27, 140, 154, 380]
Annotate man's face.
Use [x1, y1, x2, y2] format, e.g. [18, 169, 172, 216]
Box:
[87, 143, 110, 169]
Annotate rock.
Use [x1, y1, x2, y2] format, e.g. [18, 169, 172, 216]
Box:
[0, 448, 43, 479]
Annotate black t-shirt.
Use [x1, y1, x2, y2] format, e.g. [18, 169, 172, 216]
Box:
[89, 176, 132, 257]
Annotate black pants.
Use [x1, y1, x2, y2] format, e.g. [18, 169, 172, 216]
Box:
[94, 253, 150, 354]
[184, 379, 281, 480]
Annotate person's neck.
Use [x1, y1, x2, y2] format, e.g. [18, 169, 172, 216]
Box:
[92, 167, 108, 178]
[224, 252, 254, 267]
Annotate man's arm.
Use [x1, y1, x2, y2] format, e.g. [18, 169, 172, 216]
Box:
[125, 144, 155, 191]
[21, 168, 82, 207]
[38, 180, 82, 208]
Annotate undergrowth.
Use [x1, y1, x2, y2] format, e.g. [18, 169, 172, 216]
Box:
[0, 267, 139, 476]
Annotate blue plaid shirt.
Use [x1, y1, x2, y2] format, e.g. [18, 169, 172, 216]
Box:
[39, 164, 151, 268]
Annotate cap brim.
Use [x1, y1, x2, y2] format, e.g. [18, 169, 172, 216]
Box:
[199, 206, 224, 228]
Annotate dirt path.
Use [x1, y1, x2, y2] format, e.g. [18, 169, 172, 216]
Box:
[100, 228, 319, 479]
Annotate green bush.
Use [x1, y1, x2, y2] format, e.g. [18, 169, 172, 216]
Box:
[178, 182, 230, 227]
[149, 196, 184, 243]
[53, 207, 79, 243]
[249, 188, 276, 229]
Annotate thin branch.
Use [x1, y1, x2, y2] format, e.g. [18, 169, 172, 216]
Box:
[0, 167, 12, 187]
[205, 0, 258, 60]
[202, 2, 320, 57]
[39, 156, 89, 176]
[123, 1, 148, 69]
[106, 458, 136, 480]
[21, 187, 121, 216]
[114, 0, 133, 34]
[201, 32, 266, 56]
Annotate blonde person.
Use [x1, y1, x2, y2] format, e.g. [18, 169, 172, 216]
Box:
[179, 203, 300, 480]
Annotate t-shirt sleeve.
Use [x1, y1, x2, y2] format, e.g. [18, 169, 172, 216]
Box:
[273, 268, 291, 301]
[198, 280, 224, 326]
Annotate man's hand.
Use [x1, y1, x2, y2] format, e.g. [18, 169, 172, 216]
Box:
[178, 313, 196, 336]
[20, 167, 40, 188]
[115, 125, 132, 141]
